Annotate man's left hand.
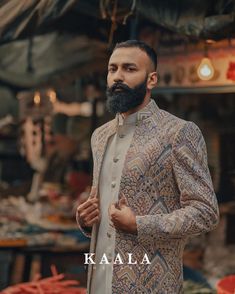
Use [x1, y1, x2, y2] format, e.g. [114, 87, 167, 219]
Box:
[108, 197, 137, 234]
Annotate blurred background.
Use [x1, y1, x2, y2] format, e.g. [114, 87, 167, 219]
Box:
[0, 1, 235, 293]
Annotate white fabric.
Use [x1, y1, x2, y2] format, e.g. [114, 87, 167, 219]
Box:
[90, 112, 137, 294]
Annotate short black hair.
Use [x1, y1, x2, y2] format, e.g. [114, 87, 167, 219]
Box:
[113, 40, 157, 70]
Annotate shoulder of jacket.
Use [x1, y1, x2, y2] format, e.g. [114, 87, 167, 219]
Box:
[154, 108, 203, 144]
[152, 108, 187, 137]
[158, 108, 187, 127]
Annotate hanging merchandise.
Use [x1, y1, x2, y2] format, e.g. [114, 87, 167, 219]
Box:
[99, 0, 137, 46]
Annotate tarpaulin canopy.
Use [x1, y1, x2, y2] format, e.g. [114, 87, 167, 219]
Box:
[0, 0, 234, 43]
[0, 0, 234, 120]
[0, 0, 78, 43]
[0, 0, 234, 89]
[0, 33, 108, 88]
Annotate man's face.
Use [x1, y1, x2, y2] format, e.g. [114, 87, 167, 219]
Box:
[106, 47, 156, 114]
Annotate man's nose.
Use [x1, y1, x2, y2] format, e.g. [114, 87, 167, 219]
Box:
[113, 69, 124, 83]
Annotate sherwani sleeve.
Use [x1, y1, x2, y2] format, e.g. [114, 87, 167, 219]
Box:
[136, 121, 220, 242]
[76, 130, 97, 238]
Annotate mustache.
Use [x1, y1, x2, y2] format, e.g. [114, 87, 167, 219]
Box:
[106, 78, 147, 114]
[108, 82, 131, 93]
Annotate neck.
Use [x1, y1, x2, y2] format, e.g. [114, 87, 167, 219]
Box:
[121, 94, 151, 118]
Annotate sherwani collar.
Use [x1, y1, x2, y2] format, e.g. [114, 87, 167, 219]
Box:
[94, 99, 160, 190]
[115, 99, 159, 127]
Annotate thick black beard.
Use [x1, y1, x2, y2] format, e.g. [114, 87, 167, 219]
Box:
[106, 78, 147, 115]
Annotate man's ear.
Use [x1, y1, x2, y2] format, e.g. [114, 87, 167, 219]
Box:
[147, 72, 158, 90]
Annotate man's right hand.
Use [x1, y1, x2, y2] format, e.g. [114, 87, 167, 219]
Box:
[76, 187, 100, 227]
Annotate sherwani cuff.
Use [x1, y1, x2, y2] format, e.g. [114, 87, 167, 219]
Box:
[136, 214, 169, 245]
[136, 213, 187, 245]
[136, 215, 150, 246]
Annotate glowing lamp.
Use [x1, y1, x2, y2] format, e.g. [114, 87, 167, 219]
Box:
[197, 57, 215, 81]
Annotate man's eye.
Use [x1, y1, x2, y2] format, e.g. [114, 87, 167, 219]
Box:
[127, 68, 136, 71]
[108, 68, 116, 72]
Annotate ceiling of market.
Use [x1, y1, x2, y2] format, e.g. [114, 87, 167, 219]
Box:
[0, 0, 234, 88]
[1, 0, 235, 43]
[0, 0, 234, 120]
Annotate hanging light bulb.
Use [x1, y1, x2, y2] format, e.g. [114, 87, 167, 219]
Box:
[197, 57, 215, 81]
[197, 41, 215, 81]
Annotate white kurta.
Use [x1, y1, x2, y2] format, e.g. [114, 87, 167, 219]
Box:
[90, 112, 137, 294]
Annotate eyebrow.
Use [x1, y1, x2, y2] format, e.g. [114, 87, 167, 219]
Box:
[108, 62, 137, 67]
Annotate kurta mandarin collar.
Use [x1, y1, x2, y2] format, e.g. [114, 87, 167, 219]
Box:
[116, 99, 159, 126]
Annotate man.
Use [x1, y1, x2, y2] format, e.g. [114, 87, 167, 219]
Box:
[76, 40, 219, 294]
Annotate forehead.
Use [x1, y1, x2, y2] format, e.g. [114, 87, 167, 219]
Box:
[108, 47, 150, 67]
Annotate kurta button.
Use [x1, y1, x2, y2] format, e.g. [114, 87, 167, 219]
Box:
[111, 182, 116, 188]
[119, 134, 125, 138]
[113, 157, 119, 163]
[107, 232, 111, 238]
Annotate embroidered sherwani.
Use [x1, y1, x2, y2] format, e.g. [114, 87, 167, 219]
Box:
[79, 99, 219, 294]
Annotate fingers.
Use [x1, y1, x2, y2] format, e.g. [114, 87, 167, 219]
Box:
[83, 208, 100, 226]
[77, 197, 98, 212]
[108, 203, 122, 221]
[78, 186, 97, 212]
[108, 197, 128, 220]
[85, 215, 100, 227]
[78, 207, 100, 227]
[79, 201, 98, 218]
[119, 197, 127, 208]
[77, 196, 99, 227]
